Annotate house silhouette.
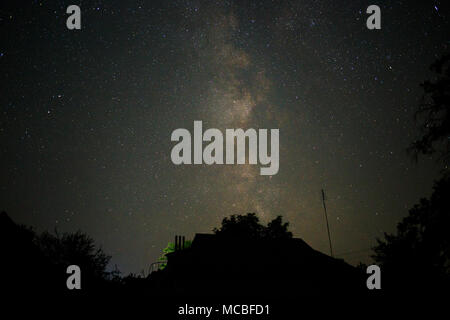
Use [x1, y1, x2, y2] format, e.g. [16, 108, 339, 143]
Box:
[149, 233, 366, 297]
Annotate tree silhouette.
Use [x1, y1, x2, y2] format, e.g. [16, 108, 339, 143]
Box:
[37, 230, 111, 285]
[1, 211, 115, 292]
[372, 175, 450, 291]
[372, 54, 450, 293]
[409, 53, 450, 165]
[213, 213, 293, 240]
[265, 215, 293, 239]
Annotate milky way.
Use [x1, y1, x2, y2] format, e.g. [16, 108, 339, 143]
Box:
[0, 1, 448, 274]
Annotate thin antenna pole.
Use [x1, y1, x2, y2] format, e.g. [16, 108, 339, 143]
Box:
[321, 189, 333, 257]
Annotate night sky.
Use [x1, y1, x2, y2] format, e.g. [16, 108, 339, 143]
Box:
[1, 1, 448, 274]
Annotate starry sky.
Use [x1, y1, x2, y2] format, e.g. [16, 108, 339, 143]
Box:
[1, 0, 448, 274]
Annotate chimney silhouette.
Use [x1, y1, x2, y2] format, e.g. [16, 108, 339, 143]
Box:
[175, 235, 185, 251]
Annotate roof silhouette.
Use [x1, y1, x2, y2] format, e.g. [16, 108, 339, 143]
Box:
[149, 232, 366, 297]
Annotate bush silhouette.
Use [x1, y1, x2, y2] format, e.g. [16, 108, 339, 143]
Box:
[158, 239, 192, 269]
